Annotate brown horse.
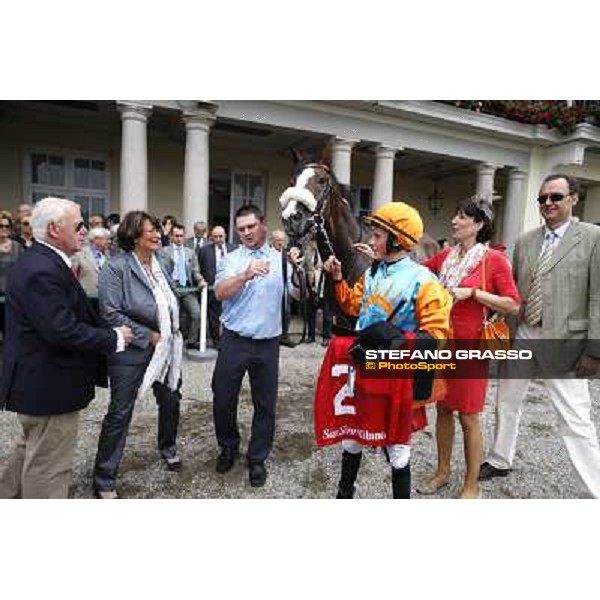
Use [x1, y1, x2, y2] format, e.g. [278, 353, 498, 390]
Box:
[279, 161, 371, 285]
[279, 161, 372, 327]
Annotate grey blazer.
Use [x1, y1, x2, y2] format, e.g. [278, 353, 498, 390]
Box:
[513, 219, 600, 372]
[98, 251, 175, 365]
[71, 246, 102, 294]
[158, 245, 203, 292]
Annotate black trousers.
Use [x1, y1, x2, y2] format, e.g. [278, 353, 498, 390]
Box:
[207, 289, 222, 344]
[212, 328, 279, 464]
[93, 350, 181, 492]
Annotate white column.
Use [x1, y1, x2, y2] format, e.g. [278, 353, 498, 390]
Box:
[583, 185, 600, 224]
[182, 109, 215, 232]
[476, 162, 498, 203]
[117, 102, 152, 214]
[330, 137, 358, 186]
[372, 145, 400, 209]
[502, 169, 527, 259]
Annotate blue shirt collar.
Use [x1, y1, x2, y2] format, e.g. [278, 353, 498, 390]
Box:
[246, 242, 271, 257]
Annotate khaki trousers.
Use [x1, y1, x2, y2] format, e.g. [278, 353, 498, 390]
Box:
[0, 411, 80, 499]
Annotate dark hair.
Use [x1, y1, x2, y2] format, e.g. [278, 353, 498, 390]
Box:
[161, 214, 176, 227]
[106, 213, 120, 226]
[117, 211, 161, 251]
[171, 223, 185, 233]
[456, 197, 494, 244]
[437, 238, 447, 247]
[0, 210, 13, 228]
[235, 204, 264, 222]
[540, 173, 580, 196]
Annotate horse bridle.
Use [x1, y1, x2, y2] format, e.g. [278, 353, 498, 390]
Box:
[283, 163, 335, 343]
[288, 163, 336, 254]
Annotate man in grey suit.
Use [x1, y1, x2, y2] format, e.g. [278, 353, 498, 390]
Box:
[480, 173, 600, 498]
[160, 224, 206, 350]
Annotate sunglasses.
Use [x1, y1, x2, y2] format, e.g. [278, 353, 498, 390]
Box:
[537, 192, 570, 204]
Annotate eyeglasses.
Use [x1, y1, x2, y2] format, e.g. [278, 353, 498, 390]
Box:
[537, 192, 570, 204]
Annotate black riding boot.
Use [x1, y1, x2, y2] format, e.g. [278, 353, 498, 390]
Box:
[336, 451, 362, 499]
[391, 463, 411, 499]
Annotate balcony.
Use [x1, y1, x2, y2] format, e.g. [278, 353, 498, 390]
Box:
[437, 101, 600, 134]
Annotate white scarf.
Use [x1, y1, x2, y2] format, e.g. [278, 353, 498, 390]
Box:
[438, 242, 487, 290]
[134, 253, 183, 400]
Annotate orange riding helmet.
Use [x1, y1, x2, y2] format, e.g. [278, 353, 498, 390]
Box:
[363, 201, 424, 250]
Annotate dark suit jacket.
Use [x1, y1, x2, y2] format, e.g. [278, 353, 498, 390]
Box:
[0, 241, 117, 416]
[198, 243, 236, 285]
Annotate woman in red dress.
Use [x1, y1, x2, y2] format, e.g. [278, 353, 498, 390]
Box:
[418, 198, 521, 498]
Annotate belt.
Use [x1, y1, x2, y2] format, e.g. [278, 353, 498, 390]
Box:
[223, 327, 277, 342]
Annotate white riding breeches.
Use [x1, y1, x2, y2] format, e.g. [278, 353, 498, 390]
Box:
[341, 439, 410, 469]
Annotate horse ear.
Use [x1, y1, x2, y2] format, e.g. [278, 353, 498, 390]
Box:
[320, 144, 333, 167]
[288, 147, 303, 165]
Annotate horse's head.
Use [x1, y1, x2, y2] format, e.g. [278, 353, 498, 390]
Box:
[279, 163, 333, 247]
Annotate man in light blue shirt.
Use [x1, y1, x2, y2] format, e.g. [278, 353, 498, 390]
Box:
[212, 204, 297, 487]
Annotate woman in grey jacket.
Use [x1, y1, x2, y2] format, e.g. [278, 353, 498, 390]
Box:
[93, 211, 183, 499]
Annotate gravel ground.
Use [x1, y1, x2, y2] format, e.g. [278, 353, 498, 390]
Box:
[1, 322, 599, 499]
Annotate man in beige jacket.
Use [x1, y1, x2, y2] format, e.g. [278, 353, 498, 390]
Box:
[480, 174, 600, 498]
[71, 227, 110, 294]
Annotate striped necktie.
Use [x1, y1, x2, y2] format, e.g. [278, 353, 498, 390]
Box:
[524, 232, 556, 326]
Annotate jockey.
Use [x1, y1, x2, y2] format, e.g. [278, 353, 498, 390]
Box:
[322, 201, 451, 499]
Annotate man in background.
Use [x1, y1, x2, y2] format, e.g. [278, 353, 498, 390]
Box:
[160, 223, 206, 350]
[198, 225, 235, 347]
[270, 229, 296, 348]
[186, 220, 209, 255]
[71, 227, 111, 295]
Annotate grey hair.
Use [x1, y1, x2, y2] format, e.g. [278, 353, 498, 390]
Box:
[87, 227, 111, 241]
[31, 197, 79, 241]
[193, 221, 207, 228]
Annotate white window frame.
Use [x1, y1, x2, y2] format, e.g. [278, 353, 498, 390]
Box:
[23, 146, 112, 218]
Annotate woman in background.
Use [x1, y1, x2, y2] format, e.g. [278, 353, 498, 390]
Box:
[0, 212, 23, 339]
